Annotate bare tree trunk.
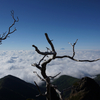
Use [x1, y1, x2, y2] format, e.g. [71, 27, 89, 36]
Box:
[46, 79, 51, 100]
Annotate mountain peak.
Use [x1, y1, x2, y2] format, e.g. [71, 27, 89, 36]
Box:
[1, 74, 21, 81]
[67, 77, 100, 100]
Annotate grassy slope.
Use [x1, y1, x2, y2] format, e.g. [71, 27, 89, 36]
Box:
[52, 75, 79, 98]
[53, 75, 79, 90]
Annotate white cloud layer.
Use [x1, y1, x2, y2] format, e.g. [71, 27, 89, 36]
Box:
[0, 50, 100, 84]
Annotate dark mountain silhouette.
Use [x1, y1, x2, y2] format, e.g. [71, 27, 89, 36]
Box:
[0, 75, 45, 100]
[1, 74, 100, 100]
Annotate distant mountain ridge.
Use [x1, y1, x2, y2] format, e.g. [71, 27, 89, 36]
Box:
[52, 75, 79, 98]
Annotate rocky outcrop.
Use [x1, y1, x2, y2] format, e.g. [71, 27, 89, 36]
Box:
[67, 77, 100, 100]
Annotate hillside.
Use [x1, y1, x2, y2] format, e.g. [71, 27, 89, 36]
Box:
[0, 74, 100, 100]
[0, 75, 45, 100]
[52, 75, 79, 90]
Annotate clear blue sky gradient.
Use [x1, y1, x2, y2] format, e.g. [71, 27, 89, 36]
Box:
[0, 0, 100, 50]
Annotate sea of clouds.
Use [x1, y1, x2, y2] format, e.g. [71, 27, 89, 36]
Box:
[0, 50, 100, 84]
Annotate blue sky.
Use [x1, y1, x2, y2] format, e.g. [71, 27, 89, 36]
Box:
[0, 0, 100, 50]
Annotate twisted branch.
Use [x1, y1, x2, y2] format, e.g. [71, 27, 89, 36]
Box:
[34, 81, 46, 97]
[68, 39, 78, 58]
[0, 10, 19, 44]
[32, 33, 57, 79]
[32, 45, 55, 55]
[56, 39, 100, 62]
[55, 88, 63, 100]
[33, 71, 45, 81]
[49, 72, 61, 80]
[56, 55, 100, 62]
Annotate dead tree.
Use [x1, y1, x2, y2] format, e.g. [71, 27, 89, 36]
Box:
[32, 33, 100, 100]
[0, 10, 19, 44]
